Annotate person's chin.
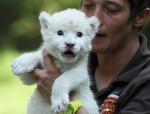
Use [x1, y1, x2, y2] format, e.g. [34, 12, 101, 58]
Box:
[92, 35, 107, 43]
[91, 46, 105, 53]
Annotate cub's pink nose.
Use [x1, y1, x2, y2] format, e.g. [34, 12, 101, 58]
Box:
[65, 43, 75, 48]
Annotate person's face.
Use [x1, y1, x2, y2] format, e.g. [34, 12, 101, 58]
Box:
[81, 0, 134, 53]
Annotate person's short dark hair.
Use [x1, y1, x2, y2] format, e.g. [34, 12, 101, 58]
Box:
[80, 0, 150, 20]
[128, 0, 150, 20]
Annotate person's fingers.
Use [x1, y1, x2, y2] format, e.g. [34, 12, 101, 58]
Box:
[33, 68, 45, 79]
[36, 77, 51, 101]
[37, 80, 50, 94]
[42, 49, 59, 74]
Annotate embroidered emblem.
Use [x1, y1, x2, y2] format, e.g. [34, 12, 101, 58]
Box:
[100, 92, 119, 114]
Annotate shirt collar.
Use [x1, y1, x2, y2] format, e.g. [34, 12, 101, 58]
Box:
[112, 34, 150, 84]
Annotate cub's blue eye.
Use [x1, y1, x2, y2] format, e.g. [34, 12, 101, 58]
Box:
[77, 32, 83, 37]
[57, 30, 64, 36]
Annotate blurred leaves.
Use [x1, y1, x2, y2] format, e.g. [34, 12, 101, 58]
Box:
[0, 0, 80, 51]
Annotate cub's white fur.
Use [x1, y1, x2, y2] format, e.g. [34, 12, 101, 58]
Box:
[12, 9, 100, 114]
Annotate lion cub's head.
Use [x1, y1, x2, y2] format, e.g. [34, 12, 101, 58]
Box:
[39, 9, 99, 63]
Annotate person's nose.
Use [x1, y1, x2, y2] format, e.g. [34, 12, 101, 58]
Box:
[94, 6, 104, 27]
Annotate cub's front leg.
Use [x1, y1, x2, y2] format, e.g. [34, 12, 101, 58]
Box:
[12, 50, 42, 84]
[51, 65, 88, 113]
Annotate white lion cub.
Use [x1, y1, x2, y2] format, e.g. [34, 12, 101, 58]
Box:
[12, 9, 100, 114]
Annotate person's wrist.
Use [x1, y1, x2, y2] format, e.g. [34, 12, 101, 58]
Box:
[76, 107, 88, 114]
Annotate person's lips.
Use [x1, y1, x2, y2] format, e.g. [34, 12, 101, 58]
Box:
[96, 33, 107, 37]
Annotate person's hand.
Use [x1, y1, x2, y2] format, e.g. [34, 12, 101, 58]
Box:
[76, 107, 89, 114]
[33, 49, 61, 102]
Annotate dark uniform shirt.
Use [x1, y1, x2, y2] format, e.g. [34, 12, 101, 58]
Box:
[88, 34, 150, 114]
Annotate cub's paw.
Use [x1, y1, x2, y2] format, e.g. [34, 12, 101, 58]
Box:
[11, 53, 39, 76]
[51, 92, 69, 113]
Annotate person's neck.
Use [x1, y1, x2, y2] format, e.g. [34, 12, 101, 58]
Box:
[95, 34, 140, 90]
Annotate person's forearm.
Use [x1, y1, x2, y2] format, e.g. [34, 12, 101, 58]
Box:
[76, 107, 89, 114]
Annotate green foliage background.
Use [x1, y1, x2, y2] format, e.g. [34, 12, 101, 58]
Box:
[0, 0, 81, 51]
[0, 0, 149, 114]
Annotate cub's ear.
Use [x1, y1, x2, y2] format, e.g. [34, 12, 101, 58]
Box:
[87, 16, 100, 33]
[39, 11, 52, 30]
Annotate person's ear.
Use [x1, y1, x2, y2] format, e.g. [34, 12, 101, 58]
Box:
[134, 8, 150, 28]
